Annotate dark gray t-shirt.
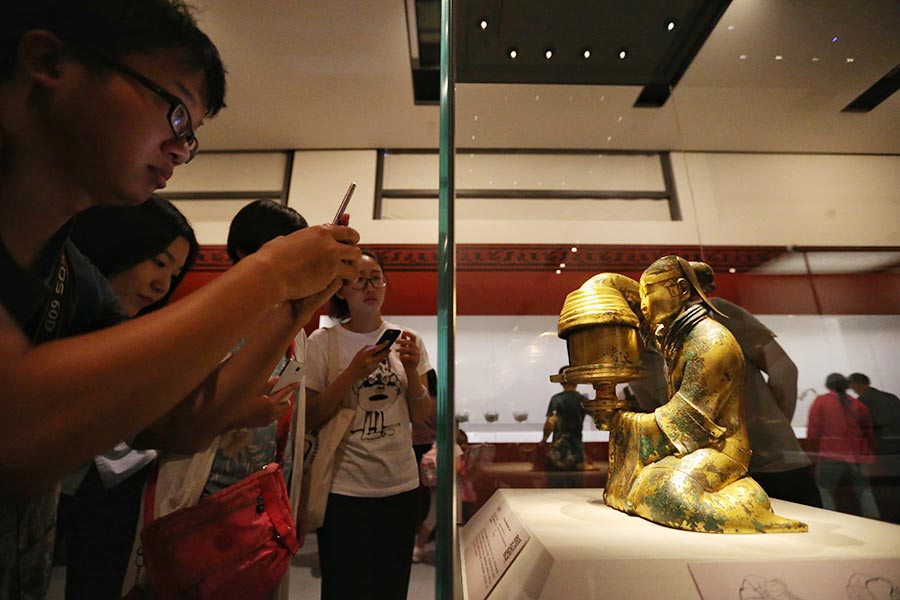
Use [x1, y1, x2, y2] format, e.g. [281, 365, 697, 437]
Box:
[1, 228, 124, 600]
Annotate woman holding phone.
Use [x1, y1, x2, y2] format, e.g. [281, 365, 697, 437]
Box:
[305, 249, 432, 600]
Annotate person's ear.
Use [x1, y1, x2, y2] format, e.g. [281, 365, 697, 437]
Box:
[676, 278, 691, 298]
[18, 30, 68, 90]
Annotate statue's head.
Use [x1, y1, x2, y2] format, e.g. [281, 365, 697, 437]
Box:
[639, 256, 721, 326]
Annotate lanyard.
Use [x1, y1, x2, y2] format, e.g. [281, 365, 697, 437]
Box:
[33, 248, 70, 344]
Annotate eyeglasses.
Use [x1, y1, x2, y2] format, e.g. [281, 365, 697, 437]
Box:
[348, 275, 387, 290]
[94, 54, 199, 162]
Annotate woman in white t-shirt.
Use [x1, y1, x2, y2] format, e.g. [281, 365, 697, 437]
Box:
[305, 249, 432, 600]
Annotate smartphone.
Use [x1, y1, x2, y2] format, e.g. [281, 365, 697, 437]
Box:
[375, 328, 402, 352]
[331, 182, 357, 225]
[269, 358, 304, 395]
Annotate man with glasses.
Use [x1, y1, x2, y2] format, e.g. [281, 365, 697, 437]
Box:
[0, 2, 361, 598]
[86, 49, 201, 162]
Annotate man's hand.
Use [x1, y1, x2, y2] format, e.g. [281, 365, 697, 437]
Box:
[253, 225, 361, 302]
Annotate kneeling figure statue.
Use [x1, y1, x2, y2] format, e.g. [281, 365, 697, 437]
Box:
[553, 255, 806, 533]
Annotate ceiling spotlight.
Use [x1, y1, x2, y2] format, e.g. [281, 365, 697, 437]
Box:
[728, 268, 737, 274]
[582, 48, 592, 59]
[571, 247, 578, 253]
[775, 54, 783, 61]
[555, 269, 562, 275]
[811, 56, 820, 62]
[559, 263, 566, 268]
[508, 47, 518, 59]
[727, 25, 735, 31]
[846, 57, 855, 63]
[667, 20, 676, 31]
[618, 49, 627, 60]
[479, 19, 488, 30]
[831, 36, 838, 43]
[739, 54, 748, 60]
[544, 48, 554, 60]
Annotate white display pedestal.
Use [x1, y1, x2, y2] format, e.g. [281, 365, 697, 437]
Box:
[459, 488, 900, 600]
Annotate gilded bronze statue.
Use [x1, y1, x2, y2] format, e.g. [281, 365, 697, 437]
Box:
[552, 256, 807, 533]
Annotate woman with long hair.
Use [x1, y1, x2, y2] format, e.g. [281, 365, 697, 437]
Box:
[60, 196, 198, 599]
[808, 372, 880, 518]
[305, 249, 433, 600]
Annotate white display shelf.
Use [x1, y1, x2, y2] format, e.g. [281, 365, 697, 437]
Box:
[459, 488, 900, 600]
[462, 425, 809, 444]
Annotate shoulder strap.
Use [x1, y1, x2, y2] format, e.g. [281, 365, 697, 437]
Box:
[142, 463, 159, 525]
[33, 247, 71, 344]
[275, 342, 296, 464]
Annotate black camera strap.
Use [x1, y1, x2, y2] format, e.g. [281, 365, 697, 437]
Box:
[33, 248, 71, 344]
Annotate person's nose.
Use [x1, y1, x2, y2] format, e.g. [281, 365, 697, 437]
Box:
[163, 136, 192, 166]
[150, 274, 171, 296]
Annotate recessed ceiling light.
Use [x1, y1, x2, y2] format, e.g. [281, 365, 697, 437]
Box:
[846, 57, 855, 63]
[739, 54, 748, 60]
[480, 19, 488, 30]
[571, 247, 578, 253]
[544, 49, 554, 60]
[508, 48, 518, 59]
[617, 116, 623, 122]
[559, 262, 566, 268]
[831, 36, 838, 43]
[727, 25, 735, 31]
[775, 54, 783, 61]
[582, 48, 591, 59]
[667, 20, 676, 31]
[728, 268, 737, 274]
[618, 49, 627, 60]
[607, 135, 613, 141]
[473, 115, 478, 121]
[555, 269, 562, 275]
[535, 95, 540, 101]
[811, 56, 820, 62]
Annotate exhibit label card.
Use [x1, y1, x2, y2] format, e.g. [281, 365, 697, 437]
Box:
[689, 558, 900, 600]
[463, 496, 530, 600]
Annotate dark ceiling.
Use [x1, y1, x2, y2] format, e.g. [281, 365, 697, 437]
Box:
[411, 0, 731, 106]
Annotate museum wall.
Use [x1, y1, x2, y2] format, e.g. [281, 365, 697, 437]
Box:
[168, 149, 900, 246]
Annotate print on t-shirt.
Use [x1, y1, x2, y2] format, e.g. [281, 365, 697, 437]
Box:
[352, 360, 403, 440]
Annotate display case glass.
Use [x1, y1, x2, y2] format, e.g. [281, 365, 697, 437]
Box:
[432, 1, 900, 598]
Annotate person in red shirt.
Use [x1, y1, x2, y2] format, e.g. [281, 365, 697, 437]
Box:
[807, 373, 880, 518]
